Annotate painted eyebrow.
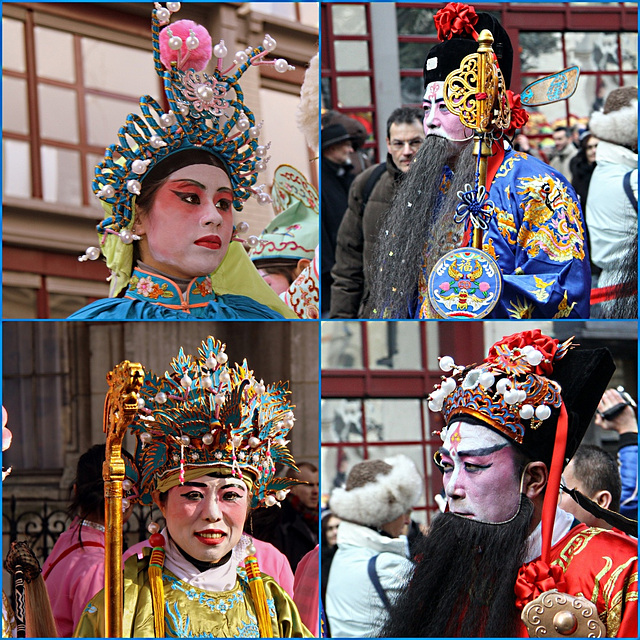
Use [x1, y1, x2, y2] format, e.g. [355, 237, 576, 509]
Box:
[169, 179, 233, 194]
[438, 442, 507, 458]
[220, 481, 246, 491]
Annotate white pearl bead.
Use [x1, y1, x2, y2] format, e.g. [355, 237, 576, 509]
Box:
[496, 378, 511, 395]
[265, 495, 276, 506]
[160, 112, 177, 127]
[85, 246, 101, 261]
[526, 350, 543, 366]
[249, 437, 260, 448]
[439, 356, 455, 372]
[205, 356, 216, 369]
[123, 479, 132, 491]
[140, 432, 152, 444]
[150, 135, 166, 149]
[246, 235, 259, 247]
[180, 435, 190, 446]
[518, 389, 527, 403]
[428, 399, 443, 412]
[166, 2, 181, 12]
[441, 377, 456, 395]
[220, 371, 231, 384]
[169, 35, 183, 51]
[256, 160, 267, 173]
[255, 145, 267, 158]
[274, 58, 289, 73]
[519, 404, 535, 419]
[257, 193, 270, 205]
[122, 498, 130, 510]
[120, 229, 134, 244]
[126, 180, 141, 195]
[235, 51, 248, 65]
[147, 521, 160, 534]
[462, 369, 480, 390]
[276, 490, 286, 501]
[131, 159, 150, 174]
[478, 371, 495, 388]
[203, 433, 214, 445]
[213, 41, 228, 58]
[215, 393, 225, 405]
[179, 104, 189, 116]
[256, 383, 266, 394]
[216, 352, 228, 364]
[185, 31, 199, 50]
[181, 374, 192, 389]
[155, 392, 167, 404]
[201, 375, 213, 389]
[262, 35, 277, 51]
[196, 84, 214, 102]
[249, 126, 261, 138]
[535, 404, 551, 420]
[231, 435, 242, 447]
[236, 221, 249, 233]
[504, 389, 520, 405]
[155, 7, 170, 23]
[98, 184, 115, 198]
[236, 116, 250, 131]
[137, 397, 145, 409]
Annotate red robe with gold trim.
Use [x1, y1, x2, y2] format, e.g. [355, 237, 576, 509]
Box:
[517, 525, 637, 637]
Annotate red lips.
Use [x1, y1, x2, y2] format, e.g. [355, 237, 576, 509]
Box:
[194, 529, 226, 545]
[195, 235, 222, 250]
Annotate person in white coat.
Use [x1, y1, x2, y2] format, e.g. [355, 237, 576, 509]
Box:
[324, 455, 423, 637]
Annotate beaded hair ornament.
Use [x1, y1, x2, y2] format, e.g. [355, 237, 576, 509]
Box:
[130, 335, 301, 509]
[80, 2, 294, 268]
[428, 329, 573, 444]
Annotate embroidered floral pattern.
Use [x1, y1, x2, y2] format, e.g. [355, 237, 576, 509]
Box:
[192, 276, 213, 298]
[130, 275, 173, 299]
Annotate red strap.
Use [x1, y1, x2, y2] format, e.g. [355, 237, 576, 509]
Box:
[540, 403, 568, 565]
[590, 284, 637, 305]
[42, 540, 104, 580]
[461, 142, 506, 247]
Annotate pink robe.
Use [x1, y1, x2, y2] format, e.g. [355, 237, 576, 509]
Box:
[42, 519, 105, 637]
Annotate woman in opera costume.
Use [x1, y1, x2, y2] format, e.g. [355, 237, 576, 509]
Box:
[73, 335, 312, 637]
[69, 3, 298, 319]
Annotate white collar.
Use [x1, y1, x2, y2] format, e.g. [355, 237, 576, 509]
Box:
[523, 507, 575, 564]
[162, 529, 252, 592]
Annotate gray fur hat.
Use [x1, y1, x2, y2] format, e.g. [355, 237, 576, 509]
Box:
[329, 455, 423, 528]
[589, 86, 638, 150]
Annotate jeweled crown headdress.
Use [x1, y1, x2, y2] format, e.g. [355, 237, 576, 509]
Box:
[131, 335, 301, 508]
[80, 2, 294, 263]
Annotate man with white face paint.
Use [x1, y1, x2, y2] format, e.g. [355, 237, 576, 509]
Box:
[367, 2, 590, 320]
[381, 329, 638, 638]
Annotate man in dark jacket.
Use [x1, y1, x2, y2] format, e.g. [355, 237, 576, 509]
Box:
[321, 121, 355, 315]
[330, 107, 424, 318]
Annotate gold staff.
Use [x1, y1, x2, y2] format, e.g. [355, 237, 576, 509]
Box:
[103, 361, 143, 638]
[443, 29, 511, 248]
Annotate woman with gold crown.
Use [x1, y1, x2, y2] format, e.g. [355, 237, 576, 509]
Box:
[68, 3, 300, 320]
[73, 336, 312, 637]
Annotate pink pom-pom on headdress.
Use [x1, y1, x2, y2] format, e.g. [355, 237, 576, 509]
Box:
[159, 20, 212, 71]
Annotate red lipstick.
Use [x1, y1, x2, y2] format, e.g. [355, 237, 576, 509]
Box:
[195, 235, 222, 250]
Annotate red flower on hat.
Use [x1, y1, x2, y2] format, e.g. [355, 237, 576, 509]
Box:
[514, 560, 567, 610]
[505, 91, 530, 137]
[434, 3, 479, 42]
[487, 329, 560, 376]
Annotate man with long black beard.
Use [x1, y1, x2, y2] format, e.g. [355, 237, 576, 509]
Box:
[367, 3, 591, 319]
[381, 330, 638, 637]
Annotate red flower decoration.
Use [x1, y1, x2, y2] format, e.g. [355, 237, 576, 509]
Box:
[505, 90, 530, 137]
[487, 329, 560, 376]
[514, 560, 567, 610]
[434, 3, 479, 42]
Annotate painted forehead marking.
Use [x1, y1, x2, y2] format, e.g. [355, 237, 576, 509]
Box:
[424, 82, 442, 102]
[448, 422, 463, 455]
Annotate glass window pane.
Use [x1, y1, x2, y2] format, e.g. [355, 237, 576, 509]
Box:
[2, 76, 29, 134]
[565, 32, 619, 72]
[41, 146, 82, 205]
[35, 26, 75, 82]
[3, 139, 31, 198]
[321, 398, 364, 443]
[37, 85, 78, 143]
[3, 286, 37, 319]
[520, 32, 562, 73]
[85, 94, 141, 148]
[81, 37, 157, 97]
[298, 2, 319, 29]
[396, 7, 436, 36]
[336, 75, 371, 107]
[621, 33, 638, 71]
[331, 4, 366, 35]
[321, 444, 364, 500]
[401, 76, 424, 105]
[3, 17, 25, 72]
[363, 399, 423, 441]
[367, 321, 422, 370]
[49, 293, 91, 319]
[321, 76, 333, 110]
[250, 2, 296, 20]
[321, 321, 363, 369]
[334, 40, 369, 72]
[399, 42, 428, 71]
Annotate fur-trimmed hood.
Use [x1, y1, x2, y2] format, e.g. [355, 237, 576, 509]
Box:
[329, 455, 423, 528]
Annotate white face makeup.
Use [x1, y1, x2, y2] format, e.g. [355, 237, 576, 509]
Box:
[422, 82, 470, 144]
[438, 420, 523, 523]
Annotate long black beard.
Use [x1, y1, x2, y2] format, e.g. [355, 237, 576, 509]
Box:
[366, 137, 477, 318]
[380, 496, 534, 637]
